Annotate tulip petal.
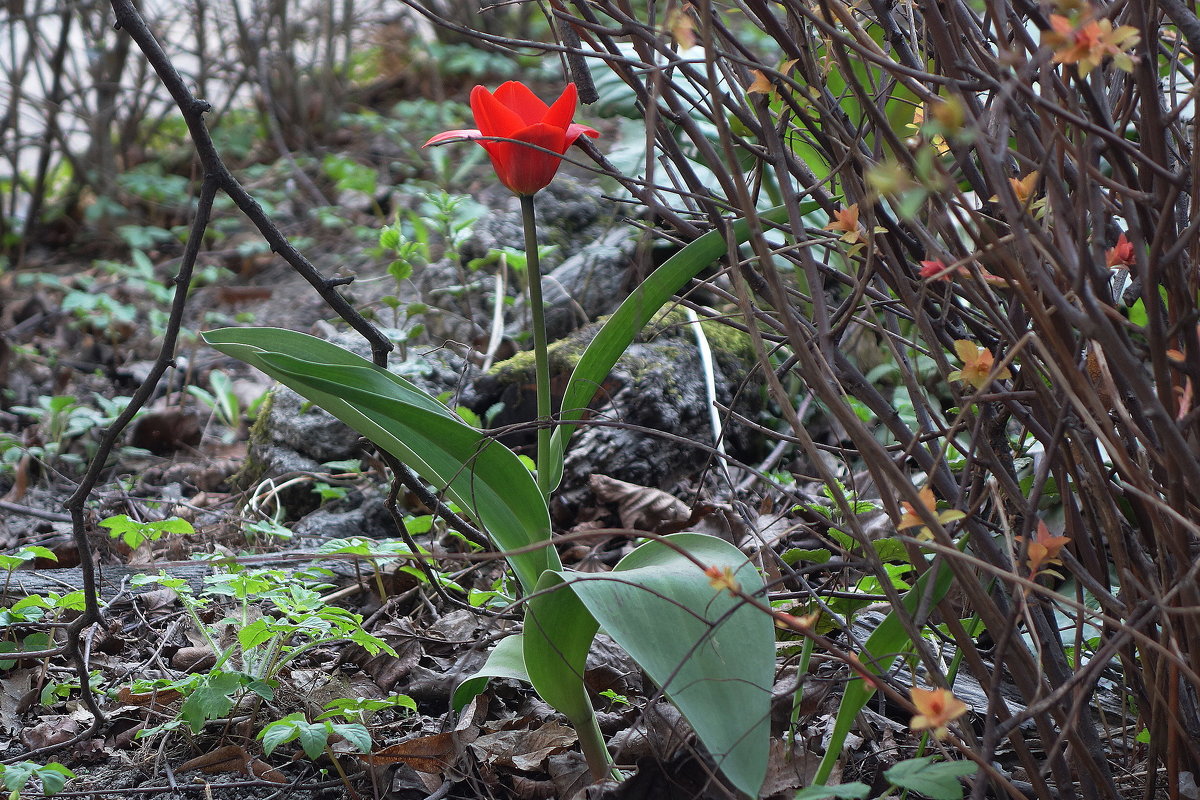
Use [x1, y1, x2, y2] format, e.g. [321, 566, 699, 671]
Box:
[494, 81, 551, 124]
[542, 83, 579, 130]
[471, 85, 525, 138]
[423, 129, 483, 147]
[565, 122, 600, 147]
[489, 123, 568, 196]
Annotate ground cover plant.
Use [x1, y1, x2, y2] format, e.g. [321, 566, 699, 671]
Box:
[1, 0, 1199, 798]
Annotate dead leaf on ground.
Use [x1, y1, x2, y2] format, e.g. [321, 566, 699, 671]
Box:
[0, 671, 32, 735]
[116, 685, 183, 711]
[512, 775, 558, 799]
[589, 475, 690, 532]
[135, 587, 179, 619]
[424, 609, 481, 648]
[547, 751, 592, 800]
[21, 715, 79, 749]
[360, 731, 457, 773]
[128, 408, 202, 455]
[760, 738, 820, 797]
[171, 646, 216, 672]
[350, 618, 424, 691]
[469, 721, 577, 772]
[178, 744, 286, 783]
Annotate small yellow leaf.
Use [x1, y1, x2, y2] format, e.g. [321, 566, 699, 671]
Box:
[747, 70, 773, 95]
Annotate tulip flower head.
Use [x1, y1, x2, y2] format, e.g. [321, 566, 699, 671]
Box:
[425, 81, 599, 196]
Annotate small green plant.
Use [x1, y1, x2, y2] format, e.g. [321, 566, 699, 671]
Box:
[0, 546, 55, 579]
[99, 514, 194, 550]
[127, 566, 396, 738]
[316, 693, 417, 724]
[322, 153, 379, 200]
[188, 369, 269, 433]
[0, 761, 75, 799]
[258, 711, 371, 760]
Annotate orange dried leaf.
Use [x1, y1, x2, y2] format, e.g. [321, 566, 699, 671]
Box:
[360, 732, 457, 773]
[824, 204, 861, 237]
[897, 486, 936, 531]
[747, 70, 773, 95]
[949, 339, 1011, 391]
[1044, 13, 1140, 75]
[1019, 520, 1071, 577]
[910, 687, 968, 739]
[667, 6, 696, 49]
[705, 564, 741, 594]
[1106, 233, 1134, 268]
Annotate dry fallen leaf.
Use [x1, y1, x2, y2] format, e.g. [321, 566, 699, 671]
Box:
[178, 744, 286, 783]
[360, 731, 457, 773]
[589, 474, 690, 532]
[469, 721, 578, 772]
[116, 685, 183, 711]
[22, 715, 80, 750]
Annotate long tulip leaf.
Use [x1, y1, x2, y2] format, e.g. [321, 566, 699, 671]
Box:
[526, 534, 774, 797]
[202, 328, 558, 592]
[813, 557, 958, 784]
[545, 202, 819, 489]
[452, 634, 529, 712]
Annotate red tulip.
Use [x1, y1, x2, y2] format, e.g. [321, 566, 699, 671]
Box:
[425, 81, 599, 196]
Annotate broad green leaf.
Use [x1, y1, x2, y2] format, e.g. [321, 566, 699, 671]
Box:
[793, 782, 871, 800]
[1, 762, 36, 792]
[332, 722, 372, 754]
[813, 557, 959, 784]
[180, 671, 244, 732]
[885, 756, 978, 800]
[547, 202, 819, 490]
[37, 763, 75, 796]
[532, 534, 774, 797]
[452, 633, 530, 712]
[523, 572, 600, 725]
[238, 618, 274, 651]
[202, 328, 558, 592]
[297, 721, 330, 760]
[259, 713, 304, 756]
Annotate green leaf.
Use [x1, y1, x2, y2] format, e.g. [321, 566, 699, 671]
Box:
[180, 671, 244, 732]
[15, 546, 55, 562]
[547, 203, 819, 491]
[0, 763, 36, 792]
[259, 713, 304, 757]
[238, 618, 275, 652]
[523, 573, 600, 725]
[885, 756, 978, 800]
[793, 782, 872, 800]
[297, 721, 331, 760]
[332, 722, 372, 754]
[201, 328, 558, 592]
[452, 633, 530, 712]
[813, 555, 960, 784]
[528, 534, 775, 797]
[37, 764, 75, 796]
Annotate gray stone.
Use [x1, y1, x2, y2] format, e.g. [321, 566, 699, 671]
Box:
[268, 386, 362, 464]
[292, 490, 391, 541]
[518, 225, 639, 340]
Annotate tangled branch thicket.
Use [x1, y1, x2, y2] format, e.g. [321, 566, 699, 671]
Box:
[405, 0, 1200, 794]
[4, 0, 1199, 795]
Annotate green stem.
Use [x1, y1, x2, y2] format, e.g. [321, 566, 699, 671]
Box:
[520, 194, 554, 500]
[572, 709, 620, 782]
